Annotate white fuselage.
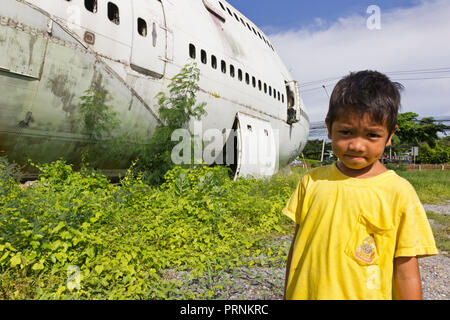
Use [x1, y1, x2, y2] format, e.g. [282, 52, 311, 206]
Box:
[0, 0, 309, 177]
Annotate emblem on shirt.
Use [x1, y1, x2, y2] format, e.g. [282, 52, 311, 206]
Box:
[356, 236, 376, 263]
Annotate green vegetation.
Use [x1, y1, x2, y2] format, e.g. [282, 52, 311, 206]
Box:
[75, 88, 135, 170]
[418, 143, 450, 164]
[396, 170, 450, 204]
[393, 112, 449, 164]
[77, 88, 120, 141]
[302, 140, 335, 163]
[395, 112, 448, 148]
[135, 63, 207, 186]
[72, 63, 207, 184]
[0, 159, 448, 299]
[0, 158, 304, 299]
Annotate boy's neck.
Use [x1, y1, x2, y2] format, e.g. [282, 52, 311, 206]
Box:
[335, 160, 388, 179]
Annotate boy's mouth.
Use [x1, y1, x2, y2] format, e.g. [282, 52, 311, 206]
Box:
[344, 154, 366, 161]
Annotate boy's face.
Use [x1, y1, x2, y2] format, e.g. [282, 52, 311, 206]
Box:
[326, 111, 397, 177]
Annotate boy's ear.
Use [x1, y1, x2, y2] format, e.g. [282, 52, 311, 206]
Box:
[386, 124, 399, 147]
[326, 119, 332, 139]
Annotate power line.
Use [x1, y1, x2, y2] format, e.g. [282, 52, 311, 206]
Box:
[299, 76, 342, 87]
[391, 76, 450, 81]
[384, 67, 450, 75]
[299, 73, 450, 95]
[298, 66, 450, 88]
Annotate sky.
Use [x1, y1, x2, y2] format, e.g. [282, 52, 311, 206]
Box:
[227, 0, 450, 123]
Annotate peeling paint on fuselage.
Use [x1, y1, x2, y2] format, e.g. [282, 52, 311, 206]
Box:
[0, 5, 158, 171]
[47, 73, 76, 117]
[28, 35, 36, 67]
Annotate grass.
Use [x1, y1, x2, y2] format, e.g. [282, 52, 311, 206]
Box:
[396, 170, 450, 204]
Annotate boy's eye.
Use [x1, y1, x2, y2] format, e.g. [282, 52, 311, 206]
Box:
[339, 130, 352, 135]
[368, 133, 381, 138]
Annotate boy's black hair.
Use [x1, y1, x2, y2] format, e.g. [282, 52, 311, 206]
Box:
[326, 70, 404, 136]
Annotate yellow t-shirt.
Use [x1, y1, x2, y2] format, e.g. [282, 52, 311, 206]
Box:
[283, 163, 438, 300]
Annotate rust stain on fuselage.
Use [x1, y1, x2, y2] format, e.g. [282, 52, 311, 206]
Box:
[47, 74, 76, 114]
[46, 73, 77, 132]
[28, 35, 37, 67]
[90, 66, 108, 99]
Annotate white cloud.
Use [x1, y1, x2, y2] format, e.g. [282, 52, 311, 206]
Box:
[269, 0, 450, 122]
[313, 17, 326, 28]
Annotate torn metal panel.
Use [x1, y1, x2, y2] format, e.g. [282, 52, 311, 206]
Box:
[234, 112, 278, 180]
[0, 18, 47, 79]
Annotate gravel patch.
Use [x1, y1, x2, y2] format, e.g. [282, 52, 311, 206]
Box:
[420, 201, 450, 300]
[424, 200, 450, 215]
[419, 253, 450, 300]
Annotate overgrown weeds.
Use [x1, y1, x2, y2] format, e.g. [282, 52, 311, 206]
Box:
[0, 158, 300, 299]
[1, 158, 448, 299]
[135, 62, 207, 185]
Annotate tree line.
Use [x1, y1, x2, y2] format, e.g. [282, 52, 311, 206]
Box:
[302, 112, 449, 164]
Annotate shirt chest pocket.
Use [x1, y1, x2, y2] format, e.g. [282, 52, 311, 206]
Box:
[344, 213, 394, 266]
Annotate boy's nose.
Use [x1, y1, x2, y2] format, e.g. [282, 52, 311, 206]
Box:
[348, 138, 366, 152]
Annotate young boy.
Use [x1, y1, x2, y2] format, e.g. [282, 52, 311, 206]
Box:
[283, 70, 438, 300]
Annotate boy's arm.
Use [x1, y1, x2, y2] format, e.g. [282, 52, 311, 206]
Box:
[284, 224, 300, 299]
[393, 256, 422, 300]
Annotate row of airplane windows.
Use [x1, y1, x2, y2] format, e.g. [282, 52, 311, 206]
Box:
[65, 0, 156, 42]
[67, 1, 274, 55]
[189, 44, 285, 104]
[64, 0, 120, 25]
[217, 1, 275, 52]
[63, 1, 275, 53]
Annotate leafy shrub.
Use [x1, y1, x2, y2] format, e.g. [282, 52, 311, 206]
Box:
[77, 89, 120, 140]
[0, 160, 300, 299]
[0, 156, 20, 181]
[136, 62, 207, 185]
[418, 143, 450, 164]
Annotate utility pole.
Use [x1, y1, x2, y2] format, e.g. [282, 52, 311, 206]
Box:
[320, 138, 325, 163]
[322, 85, 330, 99]
[321, 85, 330, 164]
